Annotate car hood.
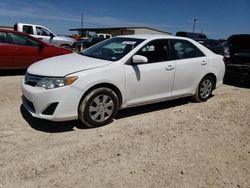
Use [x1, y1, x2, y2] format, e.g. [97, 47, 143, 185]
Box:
[27, 53, 112, 77]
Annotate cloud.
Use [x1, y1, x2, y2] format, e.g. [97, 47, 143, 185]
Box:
[0, 0, 180, 34]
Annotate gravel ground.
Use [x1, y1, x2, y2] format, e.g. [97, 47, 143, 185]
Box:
[0, 74, 249, 188]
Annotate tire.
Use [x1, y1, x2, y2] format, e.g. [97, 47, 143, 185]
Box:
[78, 88, 119, 127]
[192, 76, 214, 102]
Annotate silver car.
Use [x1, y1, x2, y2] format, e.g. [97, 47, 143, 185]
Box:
[14, 23, 76, 49]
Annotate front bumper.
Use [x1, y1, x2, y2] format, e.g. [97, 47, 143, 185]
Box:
[21, 78, 82, 121]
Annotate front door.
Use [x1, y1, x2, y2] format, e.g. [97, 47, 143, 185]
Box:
[9, 33, 46, 68]
[124, 39, 175, 106]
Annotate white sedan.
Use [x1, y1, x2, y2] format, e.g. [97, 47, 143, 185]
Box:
[21, 34, 225, 127]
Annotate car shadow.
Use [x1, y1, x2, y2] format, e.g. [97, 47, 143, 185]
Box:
[115, 97, 190, 119]
[0, 69, 26, 77]
[20, 97, 191, 132]
[20, 105, 91, 133]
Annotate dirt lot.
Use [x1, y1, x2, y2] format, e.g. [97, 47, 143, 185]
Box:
[0, 74, 249, 188]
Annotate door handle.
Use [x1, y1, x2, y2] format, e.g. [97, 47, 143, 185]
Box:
[165, 65, 175, 71]
[201, 61, 207, 65]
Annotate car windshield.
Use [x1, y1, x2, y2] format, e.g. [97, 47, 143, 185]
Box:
[81, 37, 144, 61]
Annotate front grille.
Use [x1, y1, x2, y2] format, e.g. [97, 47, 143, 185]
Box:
[25, 73, 44, 87]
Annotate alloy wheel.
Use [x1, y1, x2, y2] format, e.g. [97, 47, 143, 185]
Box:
[89, 94, 114, 122]
[200, 79, 212, 99]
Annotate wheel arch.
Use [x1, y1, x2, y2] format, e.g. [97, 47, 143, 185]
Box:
[203, 73, 217, 90]
[78, 83, 123, 110]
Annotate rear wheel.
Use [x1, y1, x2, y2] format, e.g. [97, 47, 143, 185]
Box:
[192, 76, 214, 102]
[78, 88, 119, 127]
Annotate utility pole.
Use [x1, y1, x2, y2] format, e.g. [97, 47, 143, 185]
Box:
[81, 13, 84, 37]
[193, 19, 197, 33]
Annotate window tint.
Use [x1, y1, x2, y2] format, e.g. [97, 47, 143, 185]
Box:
[9, 33, 40, 47]
[171, 39, 205, 60]
[136, 40, 169, 63]
[0, 32, 8, 43]
[106, 35, 111, 39]
[23, 25, 34, 34]
[36, 27, 50, 36]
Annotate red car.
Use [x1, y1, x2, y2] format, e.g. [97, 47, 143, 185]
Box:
[0, 29, 73, 69]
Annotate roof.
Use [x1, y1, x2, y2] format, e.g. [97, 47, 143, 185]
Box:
[16, 23, 44, 27]
[115, 34, 193, 41]
[69, 26, 171, 35]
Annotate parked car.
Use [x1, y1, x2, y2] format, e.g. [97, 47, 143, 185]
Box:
[0, 29, 73, 69]
[21, 35, 225, 127]
[93, 33, 112, 39]
[176, 31, 207, 40]
[197, 39, 225, 56]
[73, 33, 112, 52]
[224, 34, 250, 82]
[14, 23, 76, 49]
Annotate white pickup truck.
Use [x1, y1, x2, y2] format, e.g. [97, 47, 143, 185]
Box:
[14, 23, 76, 49]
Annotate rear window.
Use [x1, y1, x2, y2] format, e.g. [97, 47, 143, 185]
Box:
[171, 39, 205, 60]
[23, 25, 34, 35]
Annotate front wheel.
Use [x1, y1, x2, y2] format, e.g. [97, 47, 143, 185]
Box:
[192, 76, 214, 102]
[78, 88, 119, 127]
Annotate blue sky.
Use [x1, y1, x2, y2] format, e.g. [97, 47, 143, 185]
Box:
[0, 0, 249, 39]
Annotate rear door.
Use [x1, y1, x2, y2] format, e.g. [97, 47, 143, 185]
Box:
[170, 39, 207, 96]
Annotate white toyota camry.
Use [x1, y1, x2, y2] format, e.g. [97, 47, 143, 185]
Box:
[21, 34, 225, 127]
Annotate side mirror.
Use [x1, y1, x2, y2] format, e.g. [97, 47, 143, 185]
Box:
[50, 33, 55, 38]
[132, 55, 148, 64]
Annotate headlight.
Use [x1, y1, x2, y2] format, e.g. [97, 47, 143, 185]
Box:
[36, 76, 78, 89]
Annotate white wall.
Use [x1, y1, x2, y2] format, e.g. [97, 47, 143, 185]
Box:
[134, 28, 170, 35]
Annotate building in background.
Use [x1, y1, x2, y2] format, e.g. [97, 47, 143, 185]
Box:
[69, 26, 171, 37]
[0, 26, 13, 30]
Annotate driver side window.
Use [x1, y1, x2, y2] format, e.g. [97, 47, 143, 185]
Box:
[9, 33, 40, 47]
[36, 27, 51, 36]
[136, 40, 169, 63]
